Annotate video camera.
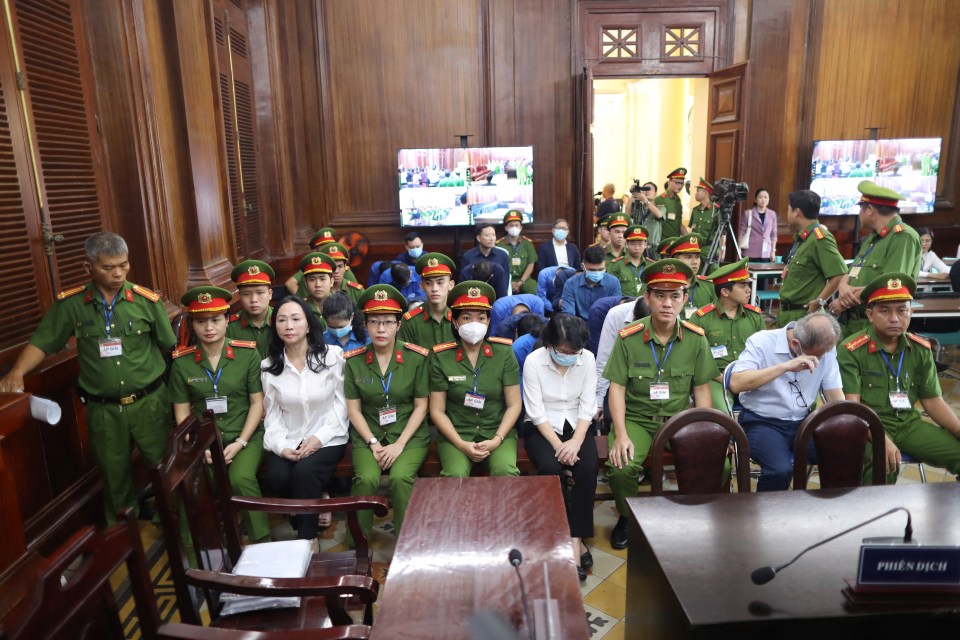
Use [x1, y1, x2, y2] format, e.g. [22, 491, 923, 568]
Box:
[710, 178, 749, 208]
[629, 179, 643, 194]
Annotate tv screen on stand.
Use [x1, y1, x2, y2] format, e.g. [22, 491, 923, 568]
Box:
[398, 146, 533, 227]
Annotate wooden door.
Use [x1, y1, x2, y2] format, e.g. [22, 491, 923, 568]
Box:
[706, 61, 747, 258]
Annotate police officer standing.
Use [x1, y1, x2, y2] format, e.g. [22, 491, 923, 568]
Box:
[398, 252, 457, 348]
[0, 232, 176, 523]
[688, 177, 719, 260]
[608, 225, 649, 297]
[655, 168, 688, 239]
[604, 213, 631, 266]
[496, 209, 539, 295]
[227, 259, 276, 358]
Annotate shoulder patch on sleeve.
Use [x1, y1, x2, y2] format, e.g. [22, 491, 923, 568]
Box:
[344, 346, 368, 359]
[618, 322, 645, 339]
[695, 303, 716, 317]
[696, 274, 709, 281]
[488, 336, 514, 346]
[611, 256, 624, 263]
[403, 306, 425, 321]
[172, 345, 197, 359]
[681, 320, 705, 336]
[813, 226, 826, 240]
[433, 341, 457, 353]
[844, 334, 870, 352]
[403, 342, 429, 357]
[346, 280, 365, 291]
[132, 284, 161, 302]
[56, 285, 86, 301]
[743, 304, 762, 314]
[228, 339, 257, 349]
[892, 224, 904, 233]
[907, 333, 932, 350]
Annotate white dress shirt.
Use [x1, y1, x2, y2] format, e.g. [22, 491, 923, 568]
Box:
[523, 346, 598, 433]
[919, 250, 950, 277]
[261, 346, 348, 455]
[552, 241, 569, 267]
[595, 300, 640, 407]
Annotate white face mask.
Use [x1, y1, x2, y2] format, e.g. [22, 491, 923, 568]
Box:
[506, 227, 521, 238]
[457, 321, 487, 345]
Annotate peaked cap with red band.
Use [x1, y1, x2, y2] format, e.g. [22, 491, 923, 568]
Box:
[358, 284, 408, 315]
[321, 242, 349, 263]
[669, 233, 704, 254]
[309, 227, 337, 248]
[856, 180, 902, 209]
[231, 260, 274, 287]
[415, 252, 456, 278]
[502, 209, 524, 225]
[641, 258, 694, 291]
[300, 252, 337, 276]
[625, 225, 649, 242]
[706, 257, 753, 285]
[447, 280, 496, 310]
[860, 272, 915, 305]
[180, 286, 232, 315]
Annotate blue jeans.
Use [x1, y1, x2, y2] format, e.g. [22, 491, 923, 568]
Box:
[740, 409, 818, 491]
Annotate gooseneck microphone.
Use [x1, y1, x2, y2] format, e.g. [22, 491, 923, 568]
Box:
[508, 549, 534, 640]
[751, 507, 912, 585]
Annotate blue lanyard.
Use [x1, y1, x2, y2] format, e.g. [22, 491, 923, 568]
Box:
[854, 235, 881, 268]
[379, 371, 394, 405]
[649, 340, 674, 382]
[470, 362, 484, 393]
[879, 350, 906, 393]
[204, 367, 223, 395]
[627, 262, 644, 280]
[99, 290, 121, 336]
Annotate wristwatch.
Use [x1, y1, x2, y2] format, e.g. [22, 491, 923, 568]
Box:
[817, 298, 828, 307]
[368, 437, 379, 446]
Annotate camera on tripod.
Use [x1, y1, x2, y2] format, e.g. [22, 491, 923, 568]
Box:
[710, 178, 749, 207]
[629, 179, 643, 195]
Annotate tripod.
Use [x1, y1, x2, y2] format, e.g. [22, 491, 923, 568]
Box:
[701, 206, 742, 274]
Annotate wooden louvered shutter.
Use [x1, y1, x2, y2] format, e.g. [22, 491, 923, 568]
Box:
[213, 0, 264, 260]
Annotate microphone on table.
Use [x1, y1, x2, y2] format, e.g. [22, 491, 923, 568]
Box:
[751, 507, 913, 585]
[508, 548, 535, 640]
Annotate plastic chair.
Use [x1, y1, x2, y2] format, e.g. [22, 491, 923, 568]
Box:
[792, 401, 886, 489]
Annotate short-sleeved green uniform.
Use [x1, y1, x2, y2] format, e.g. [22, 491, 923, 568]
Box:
[429, 337, 521, 477]
[683, 275, 716, 319]
[397, 306, 454, 350]
[777, 221, 848, 327]
[654, 191, 684, 239]
[838, 328, 960, 483]
[602, 317, 719, 516]
[169, 339, 269, 541]
[843, 216, 921, 336]
[496, 236, 538, 294]
[604, 245, 627, 270]
[340, 280, 365, 306]
[689, 203, 719, 259]
[29, 281, 176, 523]
[344, 341, 431, 536]
[226, 308, 274, 359]
[689, 302, 764, 411]
[609, 257, 646, 297]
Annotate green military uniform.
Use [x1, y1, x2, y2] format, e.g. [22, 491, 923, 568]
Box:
[29, 281, 176, 522]
[668, 233, 715, 317]
[322, 243, 364, 306]
[689, 203, 718, 254]
[603, 213, 631, 269]
[292, 267, 358, 300]
[299, 252, 336, 331]
[227, 308, 273, 359]
[170, 337, 268, 541]
[609, 256, 645, 297]
[497, 209, 538, 294]
[777, 220, 848, 327]
[654, 191, 684, 239]
[398, 305, 453, 349]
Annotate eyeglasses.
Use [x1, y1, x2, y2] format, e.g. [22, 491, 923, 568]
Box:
[366, 319, 398, 328]
[788, 377, 809, 409]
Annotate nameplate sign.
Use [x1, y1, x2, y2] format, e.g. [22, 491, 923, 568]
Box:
[858, 545, 960, 586]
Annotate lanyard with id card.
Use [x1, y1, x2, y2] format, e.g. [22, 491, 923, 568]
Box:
[881, 350, 911, 410]
[464, 362, 486, 410]
[649, 340, 674, 400]
[98, 290, 123, 358]
[204, 367, 228, 414]
[378, 371, 398, 426]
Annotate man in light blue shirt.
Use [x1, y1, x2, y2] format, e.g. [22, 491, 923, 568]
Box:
[729, 313, 845, 491]
[561, 245, 622, 320]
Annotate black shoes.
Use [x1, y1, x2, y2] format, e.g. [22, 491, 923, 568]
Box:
[580, 549, 594, 570]
[611, 516, 629, 550]
[577, 564, 587, 581]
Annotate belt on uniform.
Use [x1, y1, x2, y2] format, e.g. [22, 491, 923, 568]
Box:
[779, 302, 806, 311]
[79, 377, 163, 406]
[650, 416, 668, 424]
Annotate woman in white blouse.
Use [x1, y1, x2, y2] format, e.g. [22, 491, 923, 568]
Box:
[917, 227, 950, 280]
[522, 313, 598, 582]
[260, 296, 348, 540]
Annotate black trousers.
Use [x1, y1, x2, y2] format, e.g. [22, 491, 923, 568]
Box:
[261, 444, 347, 539]
[524, 421, 597, 539]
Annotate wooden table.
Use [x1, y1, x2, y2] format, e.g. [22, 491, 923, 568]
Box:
[626, 483, 960, 638]
[371, 476, 589, 640]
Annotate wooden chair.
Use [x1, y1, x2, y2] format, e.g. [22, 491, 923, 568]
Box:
[792, 401, 886, 489]
[150, 412, 389, 632]
[0, 509, 159, 640]
[648, 407, 752, 495]
[157, 622, 371, 639]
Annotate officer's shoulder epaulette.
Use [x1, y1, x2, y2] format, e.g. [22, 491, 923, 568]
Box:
[172, 345, 197, 359]
[228, 339, 257, 349]
[743, 304, 762, 314]
[344, 346, 368, 359]
[659, 192, 668, 198]
[403, 342, 430, 357]
[523, 235, 534, 242]
[618, 321, 644, 339]
[813, 226, 826, 240]
[696, 274, 709, 281]
[132, 284, 161, 302]
[488, 336, 513, 346]
[893, 224, 904, 233]
[681, 320, 705, 336]
[433, 341, 457, 353]
[610, 256, 624, 263]
[403, 306, 425, 321]
[346, 280, 364, 290]
[229, 313, 241, 323]
[56, 285, 86, 301]
[844, 334, 870, 352]
[695, 303, 716, 317]
[907, 333, 932, 350]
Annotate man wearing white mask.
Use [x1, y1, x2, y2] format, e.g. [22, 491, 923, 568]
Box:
[496, 209, 538, 294]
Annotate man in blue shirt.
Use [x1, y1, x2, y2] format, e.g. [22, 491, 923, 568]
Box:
[396, 231, 424, 267]
[561, 245, 622, 320]
[460, 222, 512, 285]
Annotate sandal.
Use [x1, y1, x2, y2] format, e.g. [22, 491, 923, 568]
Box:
[317, 492, 332, 528]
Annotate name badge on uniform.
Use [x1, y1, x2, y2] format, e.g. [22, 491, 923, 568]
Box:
[889, 393, 911, 410]
[667, 213, 676, 221]
[98, 338, 122, 358]
[711, 345, 729, 359]
[650, 383, 670, 400]
[205, 396, 228, 414]
[512, 257, 522, 266]
[464, 392, 486, 410]
[379, 406, 398, 425]
[683, 307, 696, 319]
[448, 375, 467, 382]
[848, 266, 861, 278]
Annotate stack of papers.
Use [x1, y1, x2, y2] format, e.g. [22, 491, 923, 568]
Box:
[220, 539, 313, 616]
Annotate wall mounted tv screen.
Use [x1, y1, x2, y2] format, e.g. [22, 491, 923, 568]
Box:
[398, 146, 533, 227]
[810, 138, 941, 215]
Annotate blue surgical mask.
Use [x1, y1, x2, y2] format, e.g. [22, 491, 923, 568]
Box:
[330, 325, 352, 339]
[408, 247, 424, 259]
[550, 348, 579, 367]
[553, 229, 568, 241]
[585, 270, 605, 283]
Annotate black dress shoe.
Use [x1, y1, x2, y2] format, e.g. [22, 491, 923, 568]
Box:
[611, 516, 629, 550]
[580, 549, 594, 570]
[577, 564, 587, 581]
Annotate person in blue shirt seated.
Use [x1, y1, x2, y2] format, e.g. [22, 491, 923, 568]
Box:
[380, 262, 425, 304]
[463, 259, 510, 300]
[396, 231, 424, 267]
[560, 245, 622, 320]
[460, 222, 512, 282]
[491, 293, 545, 336]
[321, 292, 368, 351]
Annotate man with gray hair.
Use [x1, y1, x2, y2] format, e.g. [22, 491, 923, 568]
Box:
[0, 232, 176, 522]
[728, 313, 845, 490]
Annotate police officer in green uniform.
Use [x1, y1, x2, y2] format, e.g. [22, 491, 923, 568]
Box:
[668, 234, 716, 315]
[604, 259, 718, 548]
[838, 273, 960, 484]
[496, 209, 539, 295]
[688, 178, 719, 263]
[592, 214, 611, 249]
[828, 181, 921, 337]
[604, 213, 630, 267]
[398, 252, 456, 348]
[609, 225, 649, 297]
[0, 233, 176, 524]
[299, 252, 337, 330]
[656, 237, 676, 259]
[429, 281, 522, 477]
[227, 259, 275, 358]
[286, 227, 357, 296]
[654, 167, 688, 239]
[689, 258, 764, 411]
[344, 284, 431, 540]
[322, 242, 365, 306]
[777, 190, 848, 328]
[170, 286, 269, 542]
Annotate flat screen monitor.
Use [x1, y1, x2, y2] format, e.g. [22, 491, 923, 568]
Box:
[810, 138, 941, 215]
[398, 146, 533, 227]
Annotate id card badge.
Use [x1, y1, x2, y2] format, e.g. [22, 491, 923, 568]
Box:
[683, 306, 696, 320]
[512, 257, 522, 266]
[464, 392, 486, 410]
[848, 266, 861, 279]
[667, 212, 676, 221]
[711, 345, 729, 359]
[650, 383, 670, 400]
[98, 338, 122, 358]
[205, 396, 228, 414]
[379, 406, 398, 425]
[889, 393, 911, 410]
